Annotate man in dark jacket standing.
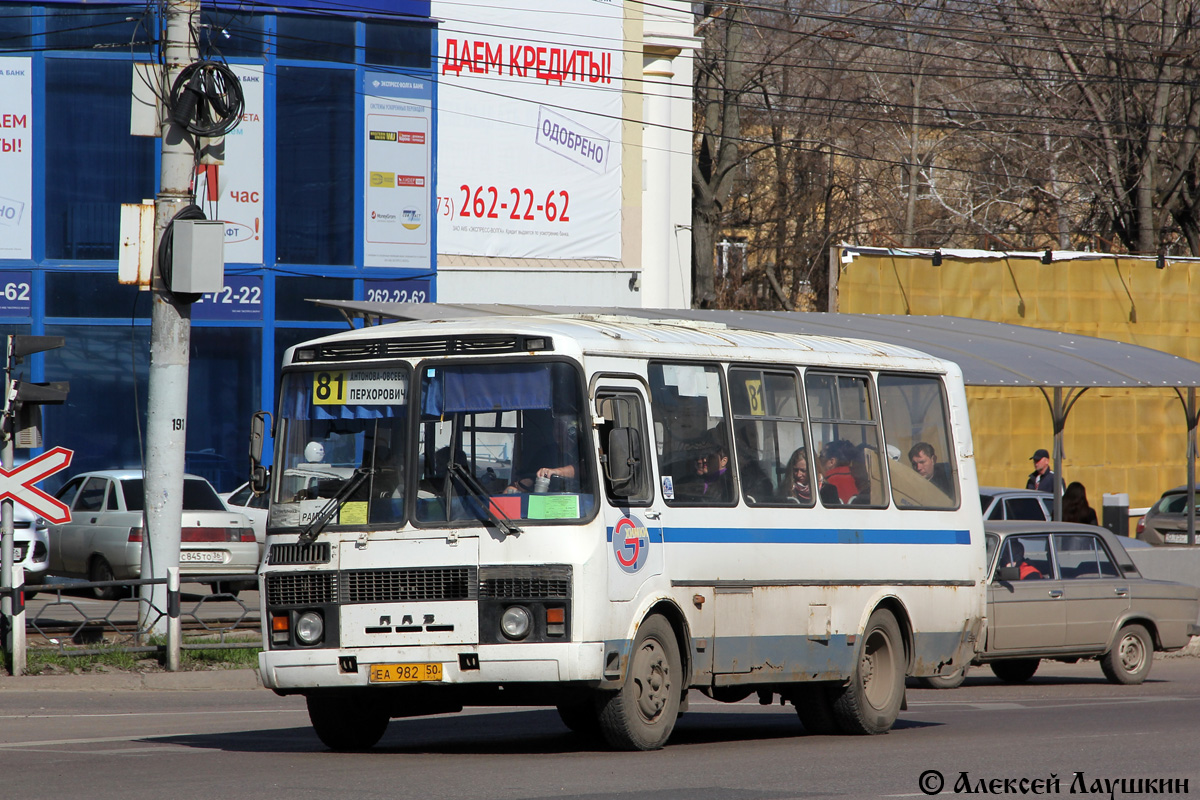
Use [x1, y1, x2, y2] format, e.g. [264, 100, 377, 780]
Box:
[1026, 448, 1055, 492]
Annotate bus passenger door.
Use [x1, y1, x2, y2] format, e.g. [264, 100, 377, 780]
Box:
[596, 388, 664, 602]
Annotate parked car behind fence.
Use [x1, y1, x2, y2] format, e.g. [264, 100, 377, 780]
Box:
[48, 470, 257, 600]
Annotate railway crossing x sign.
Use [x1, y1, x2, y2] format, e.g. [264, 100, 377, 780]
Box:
[0, 447, 73, 524]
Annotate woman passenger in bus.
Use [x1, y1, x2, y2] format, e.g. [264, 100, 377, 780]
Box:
[676, 432, 734, 503]
[817, 439, 859, 504]
[779, 447, 813, 504]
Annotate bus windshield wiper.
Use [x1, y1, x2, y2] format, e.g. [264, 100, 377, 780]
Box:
[298, 467, 373, 544]
[446, 462, 522, 537]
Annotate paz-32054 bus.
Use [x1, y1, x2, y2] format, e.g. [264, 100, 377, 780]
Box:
[251, 314, 986, 751]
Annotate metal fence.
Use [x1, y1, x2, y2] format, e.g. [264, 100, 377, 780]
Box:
[3, 566, 261, 676]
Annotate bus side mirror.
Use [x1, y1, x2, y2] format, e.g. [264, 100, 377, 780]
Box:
[249, 410, 270, 495]
[605, 426, 642, 496]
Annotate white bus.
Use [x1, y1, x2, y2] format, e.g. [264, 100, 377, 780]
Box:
[253, 314, 986, 751]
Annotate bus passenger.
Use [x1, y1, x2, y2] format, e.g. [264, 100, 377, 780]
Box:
[908, 441, 953, 496]
[676, 432, 733, 503]
[779, 447, 812, 503]
[818, 440, 859, 504]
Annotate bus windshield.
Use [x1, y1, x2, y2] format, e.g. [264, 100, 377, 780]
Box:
[415, 361, 595, 525]
[271, 366, 410, 530]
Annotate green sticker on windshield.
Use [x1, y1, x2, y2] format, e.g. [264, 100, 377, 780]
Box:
[527, 494, 580, 520]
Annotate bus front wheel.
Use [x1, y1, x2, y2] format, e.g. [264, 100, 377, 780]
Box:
[597, 614, 682, 750]
[831, 608, 905, 735]
[306, 695, 390, 751]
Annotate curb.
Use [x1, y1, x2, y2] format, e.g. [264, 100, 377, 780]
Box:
[0, 668, 262, 692]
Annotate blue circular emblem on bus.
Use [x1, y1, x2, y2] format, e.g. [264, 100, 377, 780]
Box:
[613, 516, 649, 573]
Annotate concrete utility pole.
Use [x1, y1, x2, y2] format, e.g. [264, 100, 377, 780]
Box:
[140, 0, 198, 633]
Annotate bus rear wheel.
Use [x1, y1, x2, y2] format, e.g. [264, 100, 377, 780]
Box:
[597, 614, 682, 751]
[831, 608, 905, 734]
[306, 695, 390, 751]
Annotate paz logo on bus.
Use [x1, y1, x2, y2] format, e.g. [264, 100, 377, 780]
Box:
[0, 447, 73, 524]
[612, 515, 649, 573]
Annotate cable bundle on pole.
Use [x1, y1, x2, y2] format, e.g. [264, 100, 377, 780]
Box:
[168, 59, 245, 138]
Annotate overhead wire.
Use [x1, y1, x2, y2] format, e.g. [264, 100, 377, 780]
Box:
[4, 1, 1196, 197]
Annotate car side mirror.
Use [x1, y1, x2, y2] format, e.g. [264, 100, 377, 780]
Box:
[249, 410, 270, 495]
[995, 565, 1020, 582]
[604, 426, 641, 496]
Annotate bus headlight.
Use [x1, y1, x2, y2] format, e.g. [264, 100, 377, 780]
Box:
[295, 611, 325, 645]
[499, 606, 532, 640]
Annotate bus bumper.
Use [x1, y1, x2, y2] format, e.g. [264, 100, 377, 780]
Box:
[259, 641, 606, 691]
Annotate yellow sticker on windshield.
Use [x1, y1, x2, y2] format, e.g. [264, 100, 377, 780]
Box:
[339, 501, 368, 525]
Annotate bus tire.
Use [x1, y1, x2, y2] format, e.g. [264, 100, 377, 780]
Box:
[831, 608, 905, 735]
[915, 667, 968, 689]
[597, 614, 681, 750]
[1100, 624, 1153, 685]
[792, 685, 839, 735]
[306, 695, 390, 751]
[989, 658, 1039, 683]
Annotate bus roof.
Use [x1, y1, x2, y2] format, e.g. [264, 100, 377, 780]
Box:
[285, 314, 955, 374]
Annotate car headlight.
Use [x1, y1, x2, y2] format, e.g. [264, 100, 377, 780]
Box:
[295, 611, 324, 645]
[499, 605, 532, 640]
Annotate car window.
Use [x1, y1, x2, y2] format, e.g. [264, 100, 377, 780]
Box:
[55, 476, 83, 504]
[1054, 533, 1119, 579]
[74, 477, 108, 512]
[228, 484, 253, 506]
[1161, 494, 1188, 514]
[979, 494, 995, 513]
[120, 478, 227, 511]
[106, 485, 120, 511]
[1005, 497, 1047, 521]
[997, 534, 1053, 579]
[984, 532, 999, 570]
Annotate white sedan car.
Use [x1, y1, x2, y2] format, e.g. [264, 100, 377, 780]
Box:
[9, 503, 50, 594]
[219, 480, 267, 554]
[48, 470, 257, 599]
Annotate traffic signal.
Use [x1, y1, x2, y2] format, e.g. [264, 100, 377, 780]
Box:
[6, 336, 69, 449]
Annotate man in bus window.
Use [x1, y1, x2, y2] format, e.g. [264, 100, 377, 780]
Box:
[908, 441, 953, 496]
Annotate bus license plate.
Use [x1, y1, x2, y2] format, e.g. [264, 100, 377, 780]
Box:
[369, 662, 443, 683]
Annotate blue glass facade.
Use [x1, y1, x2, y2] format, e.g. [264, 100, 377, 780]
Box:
[0, 2, 437, 492]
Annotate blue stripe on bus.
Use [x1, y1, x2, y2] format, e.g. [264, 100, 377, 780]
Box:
[607, 527, 971, 545]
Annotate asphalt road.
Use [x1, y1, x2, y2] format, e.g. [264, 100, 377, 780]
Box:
[1, 656, 1196, 800]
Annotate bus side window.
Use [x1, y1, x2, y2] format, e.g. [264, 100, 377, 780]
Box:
[649, 362, 735, 506]
[597, 392, 652, 505]
[877, 373, 959, 510]
[729, 367, 811, 506]
[805, 372, 887, 508]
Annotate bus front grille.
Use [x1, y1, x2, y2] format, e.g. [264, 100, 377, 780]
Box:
[268, 542, 332, 565]
[341, 567, 478, 604]
[479, 565, 571, 599]
[266, 571, 338, 605]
